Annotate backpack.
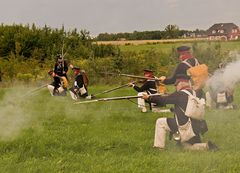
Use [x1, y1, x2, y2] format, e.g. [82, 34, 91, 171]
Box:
[216, 92, 227, 103]
[182, 59, 209, 90]
[179, 89, 205, 120]
[155, 80, 168, 94]
[60, 76, 69, 89]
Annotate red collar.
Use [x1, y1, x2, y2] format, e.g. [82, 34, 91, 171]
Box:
[180, 54, 193, 61]
[180, 86, 191, 90]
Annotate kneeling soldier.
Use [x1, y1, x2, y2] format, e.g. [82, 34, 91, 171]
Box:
[143, 74, 218, 151]
[47, 70, 68, 96]
[69, 67, 89, 100]
[128, 69, 164, 112]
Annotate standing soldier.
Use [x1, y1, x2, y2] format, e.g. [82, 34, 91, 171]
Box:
[160, 45, 208, 98]
[160, 46, 198, 85]
[54, 54, 69, 79]
[69, 66, 89, 100]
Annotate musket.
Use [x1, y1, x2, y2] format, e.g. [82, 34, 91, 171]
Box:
[100, 72, 161, 81]
[74, 93, 161, 104]
[91, 81, 138, 98]
[21, 84, 48, 97]
[61, 40, 65, 69]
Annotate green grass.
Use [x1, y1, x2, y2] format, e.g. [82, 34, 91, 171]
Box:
[119, 40, 240, 53]
[0, 85, 240, 172]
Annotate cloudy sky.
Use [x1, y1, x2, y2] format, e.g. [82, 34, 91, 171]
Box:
[0, 0, 239, 36]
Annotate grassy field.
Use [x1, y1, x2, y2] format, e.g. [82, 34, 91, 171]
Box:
[119, 40, 240, 53]
[0, 85, 240, 173]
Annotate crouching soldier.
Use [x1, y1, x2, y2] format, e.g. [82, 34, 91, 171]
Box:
[207, 63, 236, 109]
[128, 69, 166, 113]
[47, 70, 68, 96]
[143, 75, 218, 151]
[212, 88, 235, 109]
[69, 67, 89, 100]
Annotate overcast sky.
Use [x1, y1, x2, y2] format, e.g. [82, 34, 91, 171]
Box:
[0, 0, 239, 36]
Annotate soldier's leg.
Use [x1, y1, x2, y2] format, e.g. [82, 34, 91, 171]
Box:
[182, 142, 208, 150]
[58, 87, 66, 96]
[47, 85, 55, 96]
[205, 91, 212, 108]
[137, 92, 147, 112]
[154, 118, 171, 149]
[69, 88, 78, 100]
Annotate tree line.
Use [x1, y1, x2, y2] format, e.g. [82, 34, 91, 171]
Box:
[0, 24, 235, 85]
[0, 24, 119, 83]
[0, 24, 119, 60]
[96, 24, 206, 41]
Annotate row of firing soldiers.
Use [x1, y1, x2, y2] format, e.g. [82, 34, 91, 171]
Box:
[47, 46, 228, 151]
[129, 45, 226, 151]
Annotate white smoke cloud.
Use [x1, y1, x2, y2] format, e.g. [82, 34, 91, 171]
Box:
[206, 54, 240, 93]
[0, 89, 34, 141]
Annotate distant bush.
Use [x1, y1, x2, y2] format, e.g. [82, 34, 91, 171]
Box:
[16, 73, 34, 83]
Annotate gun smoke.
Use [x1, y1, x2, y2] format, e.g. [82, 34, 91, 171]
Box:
[0, 89, 34, 141]
[206, 57, 240, 93]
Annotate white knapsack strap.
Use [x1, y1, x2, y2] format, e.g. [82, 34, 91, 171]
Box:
[194, 58, 199, 66]
[175, 113, 190, 127]
[181, 89, 196, 97]
[182, 58, 199, 67]
[177, 89, 196, 114]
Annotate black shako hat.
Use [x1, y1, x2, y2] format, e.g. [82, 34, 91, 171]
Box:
[174, 74, 190, 85]
[72, 66, 80, 70]
[177, 46, 191, 52]
[143, 69, 154, 73]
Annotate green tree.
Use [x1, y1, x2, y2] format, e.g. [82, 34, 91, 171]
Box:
[163, 24, 180, 39]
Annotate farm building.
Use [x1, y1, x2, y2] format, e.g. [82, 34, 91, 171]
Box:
[207, 23, 240, 40]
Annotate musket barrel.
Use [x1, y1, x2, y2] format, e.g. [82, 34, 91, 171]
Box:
[93, 83, 129, 97]
[74, 93, 161, 104]
[100, 72, 160, 81]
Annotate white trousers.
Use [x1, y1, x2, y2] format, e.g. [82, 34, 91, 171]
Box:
[47, 85, 55, 96]
[47, 85, 64, 96]
[182, 143, 208, 150]
[154, 118, 171, 148]
[137, 92, 146, 108]
[69, 90, 78, 100]
[154, 118, 209, 150]
[205, 91, 212, 107]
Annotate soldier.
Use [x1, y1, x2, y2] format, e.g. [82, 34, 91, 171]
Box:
[128, 69, 164, 112]
[47, 70, 67, 96]
[143, 75, 218, 151]
[69, 66, 89, 100]
[54, 54, 69, 79]
[160, 46, 198, 84]
[208, 63, 236, 109]
[160, 45, 207, 98]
